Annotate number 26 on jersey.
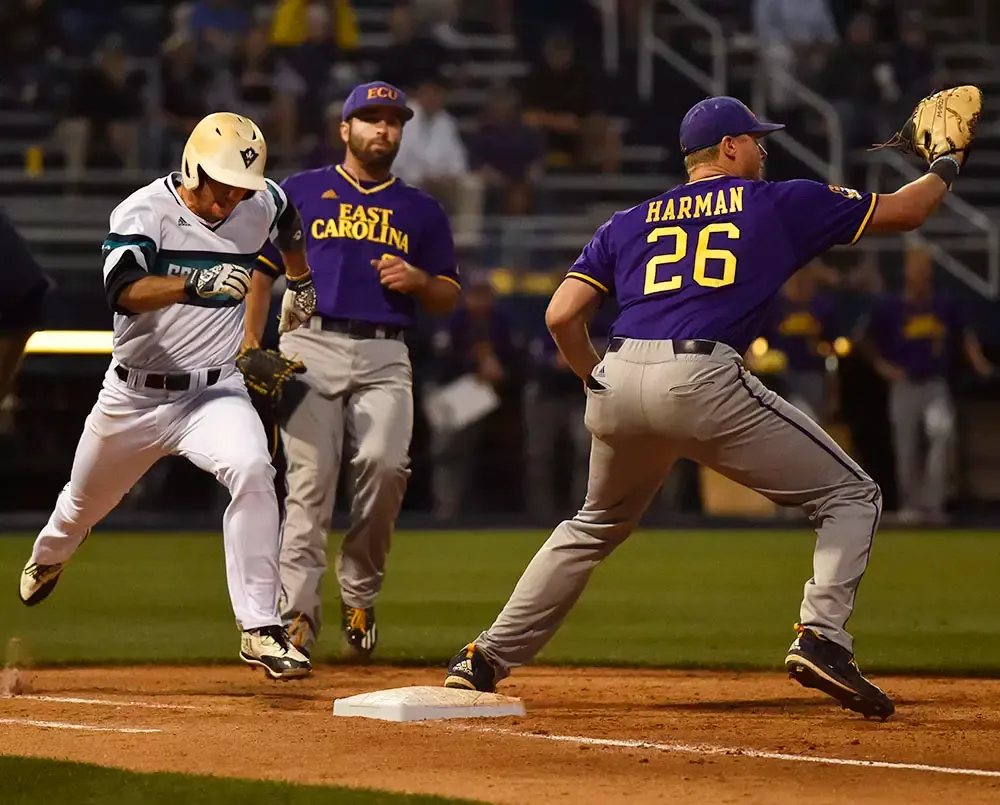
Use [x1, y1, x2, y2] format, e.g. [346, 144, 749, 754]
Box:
[644, 223, 740, 295]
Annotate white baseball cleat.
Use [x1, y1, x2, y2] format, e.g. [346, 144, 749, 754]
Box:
[19, 560, 66, 606]
[240, 625, 312, 680]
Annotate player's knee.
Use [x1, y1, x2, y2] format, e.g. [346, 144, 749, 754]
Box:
[354, 443, 410, 482]
[225, 453, 276, 494]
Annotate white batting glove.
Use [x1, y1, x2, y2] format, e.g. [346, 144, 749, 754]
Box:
[278, 274, 318, 333]
[184, 263, 253, 301]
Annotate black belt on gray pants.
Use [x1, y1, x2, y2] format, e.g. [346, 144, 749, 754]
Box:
[318, 317, 404, 340]
[115, 365, 221, 391]
[607, 337, 719, 355]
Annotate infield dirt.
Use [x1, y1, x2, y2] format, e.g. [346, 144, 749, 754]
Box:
[1, 665, 999, 804]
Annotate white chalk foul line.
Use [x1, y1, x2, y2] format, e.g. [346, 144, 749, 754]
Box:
[14, 695, 201, 711]
[0, 717, 161, 734]
[477, 728, 1000, 779]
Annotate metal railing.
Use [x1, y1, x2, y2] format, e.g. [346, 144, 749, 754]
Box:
[637, 0, 726, 101]
[749, 68, 845, 185]
[590, 0, 620, 75]
[865, 150, 1000, 300]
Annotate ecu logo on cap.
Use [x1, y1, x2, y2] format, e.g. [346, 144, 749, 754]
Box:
[240, 147, 259, 168]
[367, 86, 399, 101]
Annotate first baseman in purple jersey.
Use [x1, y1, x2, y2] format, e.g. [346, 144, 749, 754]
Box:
[245, 81, 460, 660]
[444, 94, 966, 720]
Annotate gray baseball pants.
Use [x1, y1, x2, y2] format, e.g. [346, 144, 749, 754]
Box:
[277, 322, 412, 636]
[888, 377, 954, 515]
[475, 338, 882, 680]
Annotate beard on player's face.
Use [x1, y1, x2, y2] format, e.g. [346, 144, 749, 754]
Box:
[344, 117, 402, 173]
[347, 132, 399, 171]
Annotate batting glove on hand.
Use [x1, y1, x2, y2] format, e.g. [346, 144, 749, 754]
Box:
[278, 273, 317, 334]
[185, 263, 253, 301]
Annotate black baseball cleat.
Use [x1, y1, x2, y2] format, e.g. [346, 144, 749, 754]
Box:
[341, 601, 377, 660]
[785, 624, 895, 721]
[444, 643, 497, 692]
[240, 625, 312, 680]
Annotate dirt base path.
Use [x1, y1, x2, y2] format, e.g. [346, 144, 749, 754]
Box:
[2, 666, 1000, 804]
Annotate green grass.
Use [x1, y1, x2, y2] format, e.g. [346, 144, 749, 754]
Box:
[0, 756, 476, 804]
[2, 529, 1000, 673]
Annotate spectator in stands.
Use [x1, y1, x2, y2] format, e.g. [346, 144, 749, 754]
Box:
[0, 0, 60, 107]
[59, 36, 143, 181]
[157, 33, 212, 168]
[189, 0, 248, 63]
[304, 101, 348, 168]
[393, 78, 483, 237]
[429, 273, 515, 520]
[818, 13, 884, 149]
[469, 87, 544, 216]
[274, 3, 340, 142]
[228, 22, 301, 166]
[753, 0, 838, 110]
[519, 30, 621, 174]
[377, 4, 450, 92]
[862, 246, 993, 524]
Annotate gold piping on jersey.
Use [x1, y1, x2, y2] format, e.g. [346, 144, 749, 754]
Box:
[565, 271, 609, 294]
[335, 164, 397, 195]
[849, 193, 879, 245]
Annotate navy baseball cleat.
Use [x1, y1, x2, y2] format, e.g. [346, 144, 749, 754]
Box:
[341, 602, 377, 660]
[785, 624, 895, 720]
[444, 643, 497, 692]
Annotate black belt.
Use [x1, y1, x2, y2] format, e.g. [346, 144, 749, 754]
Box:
[607, 337, 719, 355]
[115, 365, 221, 391]
[318, 317, 404, 340]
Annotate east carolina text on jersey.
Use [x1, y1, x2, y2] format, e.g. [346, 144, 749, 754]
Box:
[101, 172, 287, 372]
[256, 164, 459, 328]
[309, 203, 410, 253]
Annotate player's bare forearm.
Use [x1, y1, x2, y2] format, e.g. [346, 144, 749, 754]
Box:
[549, 320, 601, 380]
[546, 278, 603, 380]
[867, 174, 950, 233]
[964, 330, 993, 376]
[243, 271, 275, 348]
[116, 276, 189, 313]
[279, 250, 311, 281]
[414, 275, 460, 315]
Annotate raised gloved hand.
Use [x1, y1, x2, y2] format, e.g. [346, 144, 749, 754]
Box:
[874, 85, 983, 165]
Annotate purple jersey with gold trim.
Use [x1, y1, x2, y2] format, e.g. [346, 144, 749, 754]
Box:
[867, 294, 961, 380]
[257, 164, 459, 327]
[763, 294, 837, 373]
[567, 176, 877, 354]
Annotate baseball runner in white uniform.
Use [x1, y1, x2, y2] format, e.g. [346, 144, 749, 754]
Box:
[17, 113, 318, 680]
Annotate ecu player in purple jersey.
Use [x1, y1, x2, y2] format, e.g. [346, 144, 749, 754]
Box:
[443, 95, 969, 720]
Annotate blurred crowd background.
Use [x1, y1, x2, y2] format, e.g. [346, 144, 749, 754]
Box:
[3, 0, 1000, 528]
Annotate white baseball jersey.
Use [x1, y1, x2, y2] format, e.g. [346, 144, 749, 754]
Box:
[101, 172, 288, 372]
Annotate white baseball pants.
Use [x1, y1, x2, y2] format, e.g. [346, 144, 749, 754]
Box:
[29, 363, 282, 630]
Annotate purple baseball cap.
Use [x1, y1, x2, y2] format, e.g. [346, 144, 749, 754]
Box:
[342, 81, 414, 122]
[679, 96, 784, 155]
